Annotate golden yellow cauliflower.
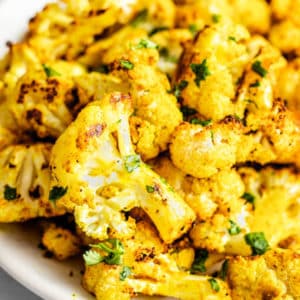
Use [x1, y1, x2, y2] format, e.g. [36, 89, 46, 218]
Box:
[269, 0, 300, 55]
[83, 220, 231, 300]
[0, 143, 65, 222]
[50, 92, 195, 243]
[41, 224, 82, 260]
[177, 19, 250, 121]
[227, 248, 300, 299]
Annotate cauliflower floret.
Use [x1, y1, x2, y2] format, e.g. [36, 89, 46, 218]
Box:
[83, 220, 231, 300]
[269, 0, 300, 55]
[227, 248, 300, 299]
[3, 61, 87, 139]
[176, 19, 250, 121]
[0, 143, 65, 222]
[237, 167, 300, 249]
[275, 58, 300, 112]
[50, 92, 195, 243]
[41, 224, 82, 260]
[109, 47, 182, 160]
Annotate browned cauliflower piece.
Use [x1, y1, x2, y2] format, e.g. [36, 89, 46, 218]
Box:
[50, 92, 195, 243]
[176, 19, 250, 121]
[227, 248, 300, 299]
[0, 143, 65, 222]
[41, 224, 82, 260]
[83, 220, 231, 300]
[275, 58, 300, 112]
[269, 0, 300, 55]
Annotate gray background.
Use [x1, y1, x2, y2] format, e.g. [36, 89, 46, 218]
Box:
[0, 268, 41, 299]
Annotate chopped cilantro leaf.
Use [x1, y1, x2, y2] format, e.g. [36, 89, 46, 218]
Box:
[159, 47, 178, 63]
[251, 61, 267, 77]
[149, 26, 169, 36]
[4, 185, 17, 201]
[228, 220, 241, 235]
[120, 266, 132, 281]
[135, 39, 158, 49]
[94, 64, 109, 74]
[120, 59, 134, 70]
[190, 59, 211, 87]
[170, 80, 188, 99]
[245, 99, 258, 109]
[245, 232, 269, 255]
[180, 106, 197, 120]
[242, 192, 255, 206]
[219, 259, 229, 280]
[249, 80, 260, 88]
[146, 185, 155, 193]
[91, 239, 124, 265]
[124, 155, 141, 173]
[210, 130, 215, 143]
[131, 9, 148, 27]
[191, 249, 208, 273]
[212, 14, 221, 23]
[49, 186, 67, 202]
[190, 118, 212, 126]
[228, 36, 237, 42]
[42, 64, 61, 77]
[208, 278, 220, 292]
[189, 24, 199, 36]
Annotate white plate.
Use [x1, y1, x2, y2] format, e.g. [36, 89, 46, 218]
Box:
[0, 1, 172, 299]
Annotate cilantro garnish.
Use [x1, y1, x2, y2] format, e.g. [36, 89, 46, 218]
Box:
[120, 59, 134, 70]
[124, 155, 141, 173]
[42, 64, 61, 77]
[251, 61, 267, 77]
[4, 185, 17, 201]
[120, 266, 132, 281]
[190, 59, 211, 87]
[191, 249, 208, 273]
[208, 278, 220, 292]
[49, 186, 67, 202]
[244, 232, 270, 255]
[228, 220, 241, 235]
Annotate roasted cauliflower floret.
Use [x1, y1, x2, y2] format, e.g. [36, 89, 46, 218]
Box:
[50, 92, 195, 243]
[0, 143, 65, 222]
[83, 220, 231, 300]
[227, 248, 300, 299]
[41, 224, 82, 260]
[238, 167, 300, 249]
[3, 61, 86, 139]
[275, 58, 300, 112]
[110, 46, 182, 160]
[269, 0, 300, 55]
[176, 20, 250, 121]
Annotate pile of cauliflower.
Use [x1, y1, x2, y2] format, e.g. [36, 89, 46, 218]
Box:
[1, 0, 300, 299]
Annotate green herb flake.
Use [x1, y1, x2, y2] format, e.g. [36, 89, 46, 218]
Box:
[159, 47, 178, 63]
[94, 64, 109, 74]
[228, 36, 237, 42]
[249, 80, 260, 88]
[131, 9, 148, 27]
[146, 185, 155, 193]
[228, 219, 241, 235]
[245, 99, 258, 109]
[49, 186, 67, 202]
[242, 192, 255, 206]
[219, 259, 229, 280]
[208, 278, 220, 292]
[190, 59, 211, 87]
[190, 118, 212, 126]
[149, 26, 169, 36]
[124, 155, 141, 173]
[120, 59, 134, 70]
[135, 39, 158, 50]
[170, 80, 189, 99]
[245, 232, 270, 255]
[191, 249, 208, 273]
[189, 24, 199, 36]
[212, 14, 221, 23]
[4, 185, 17, 201]
[180, 106, 197, 120]
[42, 64, 61, 77]
[210, 130, 215, 143]
[120, 266, 132, 281]
[83, 250, 103, 266]
[91, 239, 125, 265]
[251, 61, 267, 77]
